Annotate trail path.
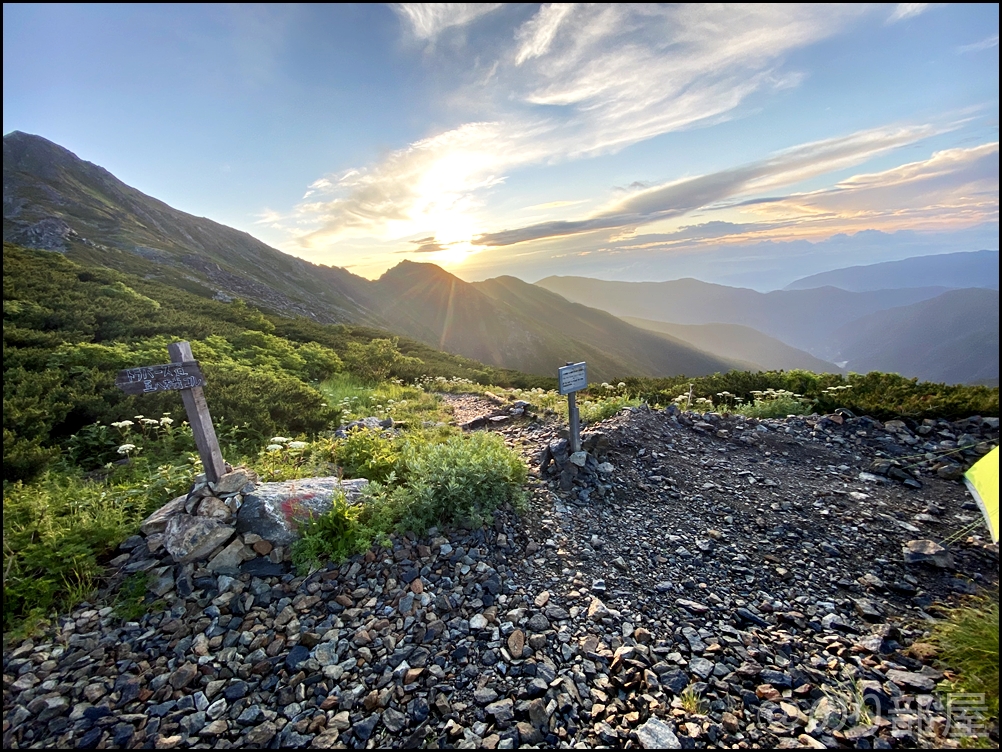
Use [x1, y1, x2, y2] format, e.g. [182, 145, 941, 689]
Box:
[3, 396, 997, 749]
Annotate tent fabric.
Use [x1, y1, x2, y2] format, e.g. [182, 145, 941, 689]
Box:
[964, 445, 999, 544]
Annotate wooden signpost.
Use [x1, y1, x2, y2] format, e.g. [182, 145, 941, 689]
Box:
[115, 340, 226, 482]
[558, 361, 587, 453]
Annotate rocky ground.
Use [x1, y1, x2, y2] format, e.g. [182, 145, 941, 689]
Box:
[3, 396, 999, 750]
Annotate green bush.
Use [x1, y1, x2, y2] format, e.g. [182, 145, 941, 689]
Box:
[3, 461, 195, 630]
[291, 493, 366, 571]
[623, 370, 998, 421]
[335, 428, 403, 484]
[393, 432, 527, 533]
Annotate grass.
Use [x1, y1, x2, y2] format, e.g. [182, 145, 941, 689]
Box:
[930, 594, 1000, 721]
[2, 460, 195, 634]
[678, 687, 707, 715]
[322, 373, 450, 426]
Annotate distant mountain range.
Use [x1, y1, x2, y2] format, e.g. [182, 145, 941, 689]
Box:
[534, 276, 947, 355]
[785, 250, 999, 292]
[5, 131, 998, 385]
[621, 318, 840, 373]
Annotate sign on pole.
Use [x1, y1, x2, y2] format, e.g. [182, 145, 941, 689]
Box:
[116, 340, 226, 482]
[558, 362, 588, 396]
[558, 362, 587, 453]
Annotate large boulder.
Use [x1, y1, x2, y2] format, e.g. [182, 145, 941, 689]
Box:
[235, 477, 369, 546]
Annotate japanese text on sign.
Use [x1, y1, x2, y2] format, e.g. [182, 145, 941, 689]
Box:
[558, 362, 587, 395]
[115, 361, 204, 395]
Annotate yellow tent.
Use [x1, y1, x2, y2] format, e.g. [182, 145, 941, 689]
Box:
[964, 445, 999, 544]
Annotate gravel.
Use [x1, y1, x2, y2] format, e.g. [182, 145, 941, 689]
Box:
[3, 397, 997, 749]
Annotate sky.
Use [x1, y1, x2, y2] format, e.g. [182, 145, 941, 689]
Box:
[3, 3, 999, 289]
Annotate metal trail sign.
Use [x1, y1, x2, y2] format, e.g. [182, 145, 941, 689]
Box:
[558, 361, 587, 453]
[115, 340, 226, 482]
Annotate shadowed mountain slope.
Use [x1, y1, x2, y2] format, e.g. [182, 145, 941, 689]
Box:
[621, 317, 841, 373]
[371, 263, 739, 381]
[3, 131, 380, 324]
[831, 288, 999, 385]
[785, 250, 999, 292]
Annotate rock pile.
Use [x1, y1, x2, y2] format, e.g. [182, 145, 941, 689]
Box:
[538, 433, 614, 500]
[3, 398, 998, 750]
[140, 469, 370, 592]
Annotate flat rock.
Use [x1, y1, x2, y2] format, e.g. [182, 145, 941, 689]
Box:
[211, 468, 255, 496]
[236, 477, 369, 546]
[206, 539, 255, 574]
[162, 514, 235, 564]
[903, 539, 953, 569]
[635, 717, 681, 749]
[885, 669, 938, 692]
[140, 495, 187, 536]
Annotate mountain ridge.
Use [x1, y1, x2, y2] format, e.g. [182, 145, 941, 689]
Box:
[785, 249, 999, 292]
[535, 275, 950, 356]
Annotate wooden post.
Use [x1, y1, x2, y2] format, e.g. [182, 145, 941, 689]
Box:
[167, 341, 226, 482]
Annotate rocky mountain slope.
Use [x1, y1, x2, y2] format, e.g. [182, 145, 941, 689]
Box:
[785, 250, 999, 292]
[4, 398, 997, 750]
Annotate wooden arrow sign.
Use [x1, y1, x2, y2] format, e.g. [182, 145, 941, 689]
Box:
[115, 341, 226, 482]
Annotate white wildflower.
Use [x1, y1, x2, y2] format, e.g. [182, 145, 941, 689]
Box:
[111, 420, 134, 429]
[287, 441, 308, 450]
[160, 416, 174, 425]
[266, 444, 283, 452]
[270, 436, 291, 443]
[117, 443, 137, 455]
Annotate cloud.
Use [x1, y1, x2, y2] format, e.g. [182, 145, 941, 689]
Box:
[958, 34, 999, 54]
[514, 3, 575, 65]
[404, 236, 447, 253]
[392, 3, 502, 41]
[474, 123, 946, 246]
[886, 4, 936, 24]
[758, 142, 999, 226]
[294, 5, 869, 248]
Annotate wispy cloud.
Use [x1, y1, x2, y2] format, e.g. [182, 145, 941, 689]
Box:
[958, 34, 999, 54]
[475, 123, 947, 246]
[886, 4, 936, 24]
[514, 3, 575, 65]
[293, 5, 868, 250]
[392, 3, 502, 41]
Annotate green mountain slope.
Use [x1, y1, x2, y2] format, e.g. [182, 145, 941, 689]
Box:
[368, 262, 739, 381]
[4, 132, 745, 381]
[621, 317, 841, 373]
[474, 276, 741, 378]
[3, 131, 381, 324]
[831, 288, 1000, 385]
